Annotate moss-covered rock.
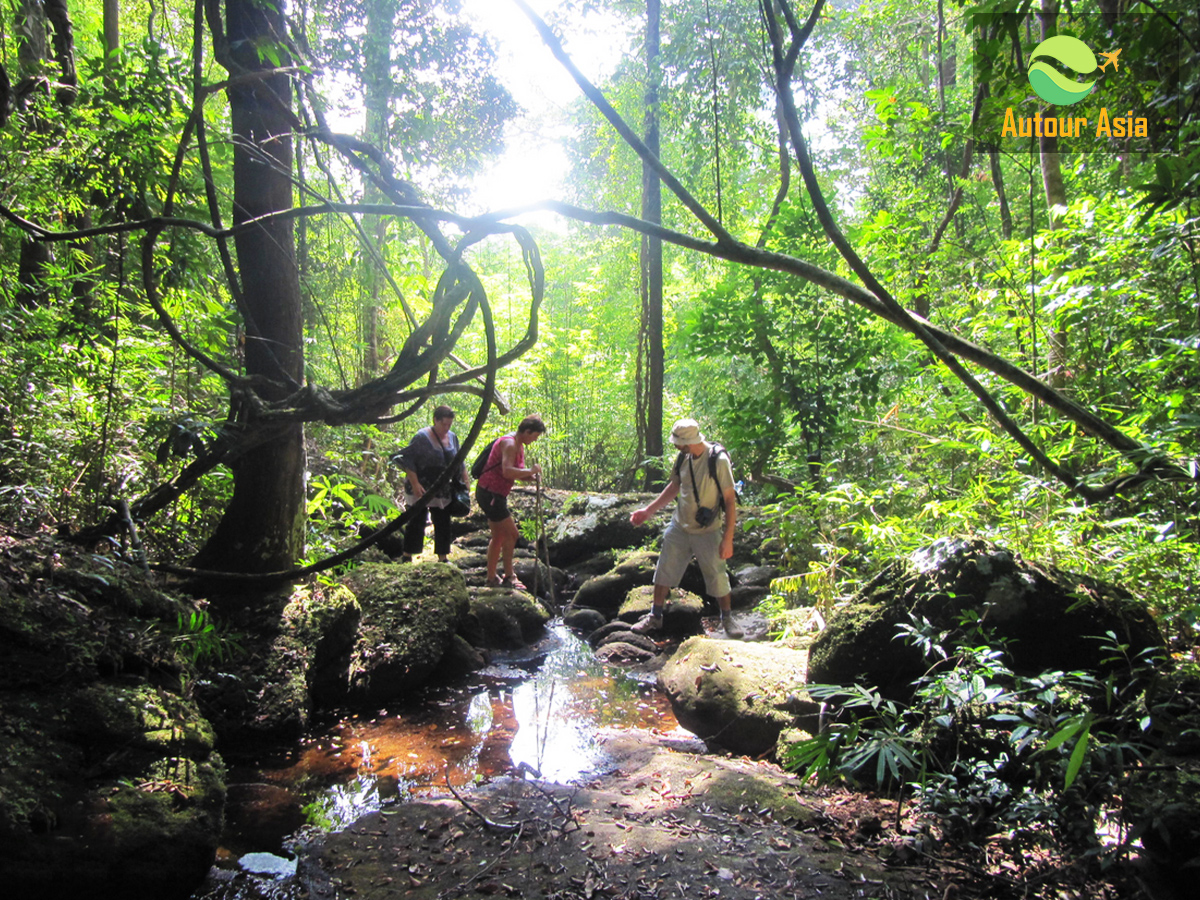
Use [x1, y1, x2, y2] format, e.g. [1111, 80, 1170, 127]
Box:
[545, 493, 661, 565]
[808, 538, 1164, 699]
[572, 550, 659, 617]
[658, 636, 818, 756]
[0, 687, 224, 897]
[194, 583, 361, 740]
[618, 584, 703, 637]
[436, 634, 489, 679]
[513, 558, 569, 600]
[562, 604, 607, 635]
[70, 683, 215, 757]
[0, 535, 227, 898]
[466, 589, 551, 649]
[341, 561, 469, 704]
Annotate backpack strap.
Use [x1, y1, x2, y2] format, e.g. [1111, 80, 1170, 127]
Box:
[707, 442, 727, 483]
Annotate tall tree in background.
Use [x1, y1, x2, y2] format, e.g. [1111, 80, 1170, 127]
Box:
[1038, 0, 1069, 391]
[192, 0, 306, 573]
[360, 0, 400, 383]
[636, 0, 664, 489]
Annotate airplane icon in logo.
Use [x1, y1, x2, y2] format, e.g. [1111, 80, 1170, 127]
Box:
[1098, 49, 1122, 72]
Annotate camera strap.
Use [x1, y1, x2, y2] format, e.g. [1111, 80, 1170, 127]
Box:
[686, 450, 718, 520]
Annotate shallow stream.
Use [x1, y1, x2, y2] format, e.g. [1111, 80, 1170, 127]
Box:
[195, 624, 684, 897]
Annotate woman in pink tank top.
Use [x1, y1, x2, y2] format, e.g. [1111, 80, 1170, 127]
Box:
[473, 415, 546, 589]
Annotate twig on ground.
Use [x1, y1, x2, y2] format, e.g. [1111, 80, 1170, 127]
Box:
[443, 766, 520, 832]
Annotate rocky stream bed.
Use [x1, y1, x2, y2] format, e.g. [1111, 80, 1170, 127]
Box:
[1, 489, 1196, 900]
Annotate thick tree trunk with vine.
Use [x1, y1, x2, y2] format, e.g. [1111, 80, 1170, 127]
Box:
[192, 0, 305, 574]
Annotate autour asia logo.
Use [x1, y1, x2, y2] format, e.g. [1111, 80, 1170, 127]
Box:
[1001, 34, 1146, 141]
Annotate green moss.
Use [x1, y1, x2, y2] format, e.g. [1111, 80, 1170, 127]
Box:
[618, 585, 702, 619]
[71, 684, 215, 756]
[340, 562, 471, 701]
[470, 592, 551, 646]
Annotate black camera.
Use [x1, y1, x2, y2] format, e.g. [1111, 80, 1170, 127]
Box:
[695, 505, 717, 528]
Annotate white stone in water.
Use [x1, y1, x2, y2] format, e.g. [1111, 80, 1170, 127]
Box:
[238, 851, 297, 879]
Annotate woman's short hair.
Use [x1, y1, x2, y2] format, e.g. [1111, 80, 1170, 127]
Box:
[433, 405, 455, 421]
[516, 415, 546, 434]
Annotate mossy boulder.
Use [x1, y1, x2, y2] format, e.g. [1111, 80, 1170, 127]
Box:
[70, 683, 215, 757]
[0, 536, 227, 898]
[658, 636, 819, 756]
[465, 588, 551, 649]
[341, 561, 470, 704]
[618, 585, 703, 637]
[194, 583, 361, 740]
[572, 550, 659, 618]
[0, 687, 225, 899]
[545, 492, 661, 565]
[808, 538, 1164, 699]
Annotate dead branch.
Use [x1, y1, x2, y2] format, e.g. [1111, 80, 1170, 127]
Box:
[443, 767, 520, 833]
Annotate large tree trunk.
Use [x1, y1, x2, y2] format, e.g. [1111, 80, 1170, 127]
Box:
[637, 0, 664, 490]
[193, 0, 305, 573]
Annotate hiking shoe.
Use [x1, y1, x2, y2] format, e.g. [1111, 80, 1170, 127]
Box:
[721, 613, 744, 640]
[631, 612, 664, 635]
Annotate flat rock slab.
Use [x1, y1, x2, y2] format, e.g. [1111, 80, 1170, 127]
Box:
[297, 730, 916, 900]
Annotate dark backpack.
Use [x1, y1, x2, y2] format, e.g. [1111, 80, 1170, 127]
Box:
[470, 438, 499, 479]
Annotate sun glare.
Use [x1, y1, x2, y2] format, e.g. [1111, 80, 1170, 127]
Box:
[461, 0, 629, 219]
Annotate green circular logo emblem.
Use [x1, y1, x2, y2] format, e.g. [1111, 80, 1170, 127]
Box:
[1027, 35, 1097, 105]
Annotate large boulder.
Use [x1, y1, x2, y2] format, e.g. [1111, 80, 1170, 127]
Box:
[544, 493, 660, 566]
[340, 561, 470, 705]
[808, 538, 1164, 698]
[195, 583, 361, 739]
[463, 587, 552, 649]
[0, 537, 225, 899]
[571, 550, 658, 618]
[658, 637, 820, 756]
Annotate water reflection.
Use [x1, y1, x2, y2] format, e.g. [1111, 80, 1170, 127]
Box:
[220, 624, 679, 857]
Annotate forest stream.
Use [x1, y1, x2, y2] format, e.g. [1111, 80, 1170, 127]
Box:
[194, 624, 690, 899]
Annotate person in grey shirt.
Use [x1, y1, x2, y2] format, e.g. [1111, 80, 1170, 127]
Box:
[393, 405, 466, 562]
[629, 418, 742, 639]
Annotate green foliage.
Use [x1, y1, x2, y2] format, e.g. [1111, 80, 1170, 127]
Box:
[172, 609, 245, 667]
[784, 620, 1169, 855]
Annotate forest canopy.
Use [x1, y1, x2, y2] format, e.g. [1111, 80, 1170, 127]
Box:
[0, 0, 1196, 636]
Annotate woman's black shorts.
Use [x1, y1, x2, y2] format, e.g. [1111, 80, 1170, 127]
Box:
[475, 485, 511, 522]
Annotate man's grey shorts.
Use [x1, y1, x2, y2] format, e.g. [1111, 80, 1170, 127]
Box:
[653, 521, 731, 597]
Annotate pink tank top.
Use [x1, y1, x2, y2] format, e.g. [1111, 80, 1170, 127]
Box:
[477, 434, 524, 496]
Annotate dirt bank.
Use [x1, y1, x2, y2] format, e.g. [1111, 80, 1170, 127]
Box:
[294, 728, 933, 900]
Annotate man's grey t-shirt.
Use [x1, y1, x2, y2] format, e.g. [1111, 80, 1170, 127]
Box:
[670, 444, 734, 534]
